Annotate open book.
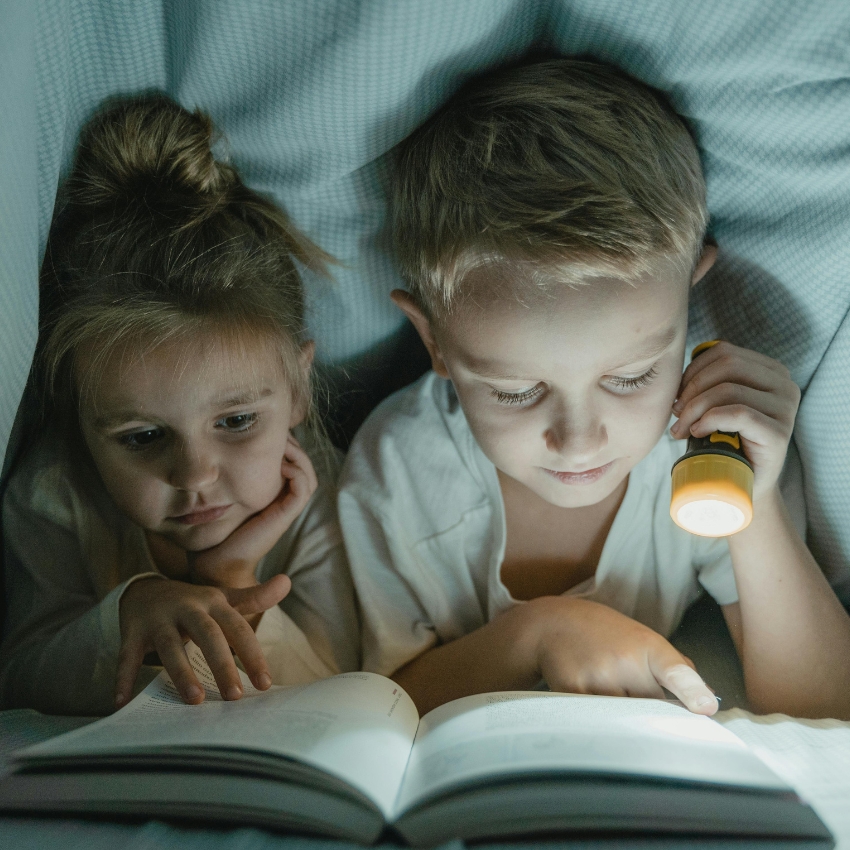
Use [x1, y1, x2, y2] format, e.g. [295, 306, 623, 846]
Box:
[0, 646, 832, 847]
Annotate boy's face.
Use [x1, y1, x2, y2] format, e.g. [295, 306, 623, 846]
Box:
[396, 252, 714, 510]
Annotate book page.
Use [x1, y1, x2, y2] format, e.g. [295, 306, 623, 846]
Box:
[19, 644, 419, 818]
[394, 691, 788, 817]
[717, 709, 850, 849]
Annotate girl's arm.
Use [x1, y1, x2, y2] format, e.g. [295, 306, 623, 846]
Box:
[0, 467, 151, 714]
[674, 341, 850, 719]
[0, 450, 290, 713]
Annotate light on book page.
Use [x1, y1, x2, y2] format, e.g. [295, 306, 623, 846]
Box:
[644, 716, 743, 744]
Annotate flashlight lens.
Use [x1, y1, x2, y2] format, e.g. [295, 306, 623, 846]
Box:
[676, 499, 746, 537]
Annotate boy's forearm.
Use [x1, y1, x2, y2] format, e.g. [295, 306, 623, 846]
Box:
[729, 487, 850, 718]
[391, 600, 545, 715]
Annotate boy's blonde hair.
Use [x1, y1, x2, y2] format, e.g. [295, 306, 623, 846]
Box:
[38, 94, 329, 447]
[393, 59, 708, 316]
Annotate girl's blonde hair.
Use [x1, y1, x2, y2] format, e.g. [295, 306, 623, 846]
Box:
[393, 59, 709, 316]
[38, 93, 329, 449]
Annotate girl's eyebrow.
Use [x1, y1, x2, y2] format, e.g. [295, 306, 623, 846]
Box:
[91, 410, 148, 430]
[217, 388, 274, 407]
[91, 389, 275, 430]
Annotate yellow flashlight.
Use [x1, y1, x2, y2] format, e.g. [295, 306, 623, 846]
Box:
[670, 341, 754, 537]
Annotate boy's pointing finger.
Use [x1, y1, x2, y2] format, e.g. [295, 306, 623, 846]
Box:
[654, 661, 718, 716]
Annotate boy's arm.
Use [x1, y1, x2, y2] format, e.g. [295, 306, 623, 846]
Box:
[392, 595, 718, 716]
[675, 341, 850, 719]
[723, 488, 850, 718]
[339, 423, 716, 717]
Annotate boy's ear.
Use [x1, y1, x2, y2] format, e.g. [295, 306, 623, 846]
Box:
[691, 243, 718, 286]
[390, 290, 450, 378]
[290, 340, 316, 427]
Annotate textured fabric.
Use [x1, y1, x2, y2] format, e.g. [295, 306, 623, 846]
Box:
[0, 433, 358, 714]
[1, 2, 849, 588]
[339, 372, 746, 677]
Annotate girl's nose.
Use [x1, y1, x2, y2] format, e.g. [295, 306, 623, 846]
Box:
[168, 442, 219, 491]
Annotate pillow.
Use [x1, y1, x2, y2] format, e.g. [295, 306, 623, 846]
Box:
[2, 0, 849, 597]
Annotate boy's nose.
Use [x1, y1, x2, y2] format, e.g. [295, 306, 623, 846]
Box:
[168, 442, 219, 491]
[544, 405, 606, 462]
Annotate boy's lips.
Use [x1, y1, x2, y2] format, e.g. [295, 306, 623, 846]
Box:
[171, 504, 232, 525]
[544, 461, 614, 485]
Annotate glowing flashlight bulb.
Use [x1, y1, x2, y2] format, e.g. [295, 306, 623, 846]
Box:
[670, 342, 754, 538]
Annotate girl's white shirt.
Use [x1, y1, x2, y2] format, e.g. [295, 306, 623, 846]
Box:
[338, 372, 806, 678]
[0, 430, 359, 715]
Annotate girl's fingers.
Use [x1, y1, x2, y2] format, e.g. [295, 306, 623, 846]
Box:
[225, 574, 292, 615]
[115, 634, 147, 709]
[283, 440, 319, 492]
[213, 605, 273, 691]
[152, 629, 206, 705]
[172, 611, 244, 701]
[280, 462, 315, 506]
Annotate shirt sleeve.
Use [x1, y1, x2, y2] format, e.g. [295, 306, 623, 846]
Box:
[694, 536, 739, 606]
[255, 475, 361, 680]
[0, 462, 161, 715]
[337, 483, 439, 677]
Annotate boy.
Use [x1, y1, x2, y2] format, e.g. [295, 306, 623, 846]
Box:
[338, 60, 850, 719]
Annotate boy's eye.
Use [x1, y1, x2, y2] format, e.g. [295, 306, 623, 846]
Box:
[608, 366, 658, 392]
[490, 385, 543, 406]
[216, 412, 259, 432]
[118, 428, 164, 450]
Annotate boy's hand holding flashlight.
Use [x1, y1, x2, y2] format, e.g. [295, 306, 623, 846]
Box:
[671, 341, 800, 504]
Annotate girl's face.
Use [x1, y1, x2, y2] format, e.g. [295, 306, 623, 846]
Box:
[77, 332, 310, 552]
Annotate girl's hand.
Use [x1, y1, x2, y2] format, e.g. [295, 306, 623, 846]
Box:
[190, 435, 318, 589]
[116, 573, 292, 707]
[671, 341, 801, 501]
[531, 597, 717, 714]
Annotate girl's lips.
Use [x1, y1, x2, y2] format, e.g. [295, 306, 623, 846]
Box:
[544, 461, 614, 485]
[172, 505, 231, 525]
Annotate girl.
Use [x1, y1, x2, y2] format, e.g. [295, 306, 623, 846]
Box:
[0, 95, 359, 715]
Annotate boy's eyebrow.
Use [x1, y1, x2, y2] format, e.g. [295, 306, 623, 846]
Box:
[613, 326, 679, 367]
[467, 326, 679, 380]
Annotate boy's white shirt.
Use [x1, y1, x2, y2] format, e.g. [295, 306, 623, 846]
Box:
[339, 371, 806, 678]
[0, 431, 359, 715]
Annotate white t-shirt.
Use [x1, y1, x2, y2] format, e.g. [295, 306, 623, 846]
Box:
[0, 431, 360, 715]
[339, 371, 805, 678]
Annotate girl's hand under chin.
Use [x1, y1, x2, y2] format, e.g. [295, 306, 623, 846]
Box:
[189, 434, 318, 590]
[670, 340, 801, 502]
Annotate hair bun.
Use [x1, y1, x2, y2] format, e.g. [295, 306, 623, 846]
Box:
[68, 94, 234, 209]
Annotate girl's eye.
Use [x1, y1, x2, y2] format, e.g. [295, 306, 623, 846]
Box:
[490, 385, 543, 406]
[217, 412, 259, 433]
[609, 366, 658, 392]
[118, 428, 164, 450]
